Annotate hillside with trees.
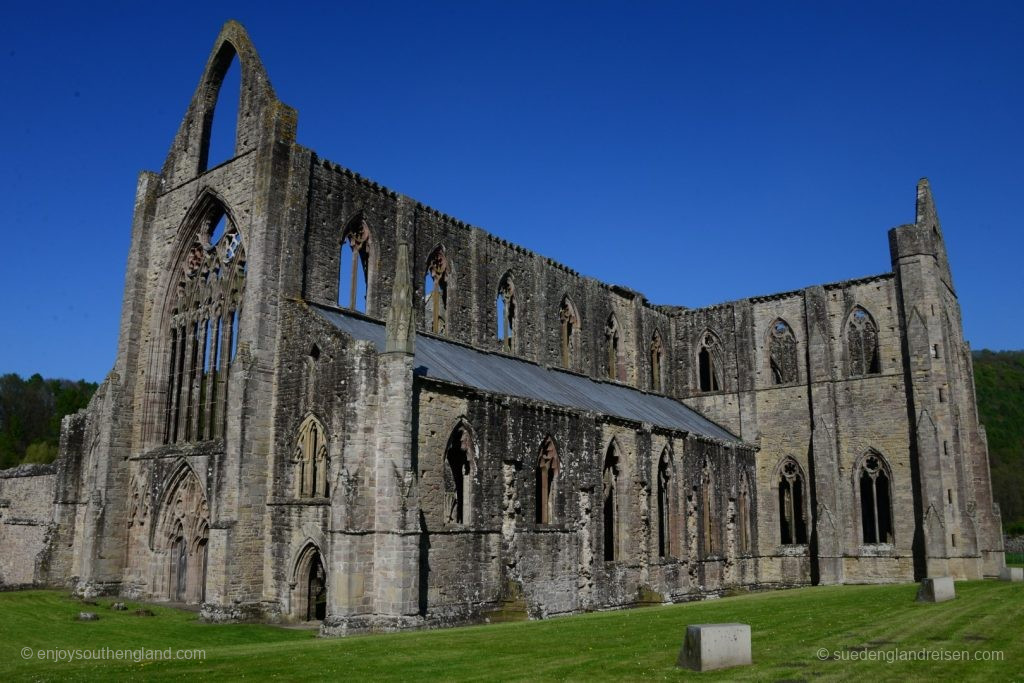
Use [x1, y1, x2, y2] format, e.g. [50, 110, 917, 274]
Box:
[973, 350, 1024, 532]
[0, 374, 97, 468]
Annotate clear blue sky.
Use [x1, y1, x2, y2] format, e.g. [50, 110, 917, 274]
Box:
[1, 1, 1021, 382]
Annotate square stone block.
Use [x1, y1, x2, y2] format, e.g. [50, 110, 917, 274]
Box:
[916, 576, 955, 602]
[917, 577, 954, 602]
[999, 567, 1023, 582]
[677, 623, 752, 672]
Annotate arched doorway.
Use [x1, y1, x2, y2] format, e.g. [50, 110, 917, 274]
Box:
[294, 544, 328, 622]
[171, 524, 187, 602]
[154, 466, 210, 604]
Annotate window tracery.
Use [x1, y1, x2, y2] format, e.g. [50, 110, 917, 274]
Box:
[164, 206, 245, 444]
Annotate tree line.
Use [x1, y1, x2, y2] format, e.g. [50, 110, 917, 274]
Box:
[0, 374, 97, 468]
[973, 350, 1024, 532]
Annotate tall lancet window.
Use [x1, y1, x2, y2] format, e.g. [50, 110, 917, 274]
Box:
[768, 319, 798, 384]
[738, 471, 752, 554]
[424, 246, 450, 335]
[605, 314, 623, 381]
[657, 448, 672, 558]
[847, 307, 881, 376]
[778, 458, 807, 545]
[535, 436, 560, 524]
[338, 216, 372, 312]
[602, 441, 620, 561]
[443, 421, 474, 525]
[559, 297, 580, 370]
[295, 415, 329, 498]
[163, 201, 246, 445]
[697, 332, 723, 392]
[701, 457, 715, 556]
[497, 273, 517, 352]
[859, 452, 894, 544]
[650, 330, 664, 392]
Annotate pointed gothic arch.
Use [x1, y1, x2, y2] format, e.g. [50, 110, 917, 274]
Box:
[559, 296, 581, 370]
[442, 418, 476, 525]
[291, 542, 328, 621]
[602, 439, 621, 561]
[605, 314, 623, 381]
[737, 469, 752, 555]
[857, 450, 894, 544]
[535, 435, 560, 525]
[200, 40, 242, 171]
[656, 447, 673, 558]
[697, 330, 724, 392]
[700, 456, 716, 556]
[650, 329, 665, 392]
[153, 464, 210, 604]
[294, 414, 329, 498]
[766, 318, 798, 385]
[496, 271, 517, 352]
[776, 457, 808, 545]
[424, 245, 451, 335]
[338, 213, 374, 313]
[846, 306, 881, 376]
[157, 191, 246, 447]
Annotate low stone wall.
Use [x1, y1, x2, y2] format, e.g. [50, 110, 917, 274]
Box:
[1004, 535, 1024, 554]
[0, 464, 58, 587]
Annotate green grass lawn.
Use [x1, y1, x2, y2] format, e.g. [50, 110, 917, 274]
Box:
[1, 581, 1021, 681]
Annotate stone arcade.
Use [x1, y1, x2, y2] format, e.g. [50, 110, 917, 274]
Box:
[0, 22, 1006, 633]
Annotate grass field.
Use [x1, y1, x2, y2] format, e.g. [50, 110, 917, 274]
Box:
[1, 581, 1021, 681]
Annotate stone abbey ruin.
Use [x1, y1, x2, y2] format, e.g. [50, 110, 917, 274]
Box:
[0, 22, 1006, 633]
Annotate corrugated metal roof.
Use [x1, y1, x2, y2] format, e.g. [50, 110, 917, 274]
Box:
[314, 307, 740, 443]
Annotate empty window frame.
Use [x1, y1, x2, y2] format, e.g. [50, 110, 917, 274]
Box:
[778, 458, 808, 545]
[847, 306, 881, 376]
[859, 452, 894, 544]
[535, 436, 560, 524]
[768, 319, 798, 385]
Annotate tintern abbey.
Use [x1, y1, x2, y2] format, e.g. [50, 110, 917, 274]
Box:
[0, 23, 1006, 633]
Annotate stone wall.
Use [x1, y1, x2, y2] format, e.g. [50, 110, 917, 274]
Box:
[0, 466, 58, 587]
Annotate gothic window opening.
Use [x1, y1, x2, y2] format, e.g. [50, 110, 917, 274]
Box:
[443, 422, 474, 525]
[424, 246, 449, 335]
[859, 453, 893, 544]
[698, 333, 723, 392]
[535, 436, 560, 525]
[701, 458, 715, 556]
[497, 273, 516, 352]
[603, 442, 620, 561]
[338, 216, 372, 312]
[847, 307, 881, 376]
[657, 448, 671, 558]
[295, 415, 329, 498]
[201, 44, 241, 172]
[778, 458, 807, 545]
[768, 319, 798, 385]
[738, 471, 752, 554]
[163, 201, 246, 445]
[559, 297, 580, 370]
[650, 331, 664, 392]
[605, 314, 623, 381]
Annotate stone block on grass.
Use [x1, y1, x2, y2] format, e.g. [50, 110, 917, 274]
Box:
[677, 623, 752, 672]
[999, 567, 1023, 582]
[917, 576, 955, 603]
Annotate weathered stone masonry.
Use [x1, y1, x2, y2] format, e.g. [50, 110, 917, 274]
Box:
[0, 22, 1004, 632]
